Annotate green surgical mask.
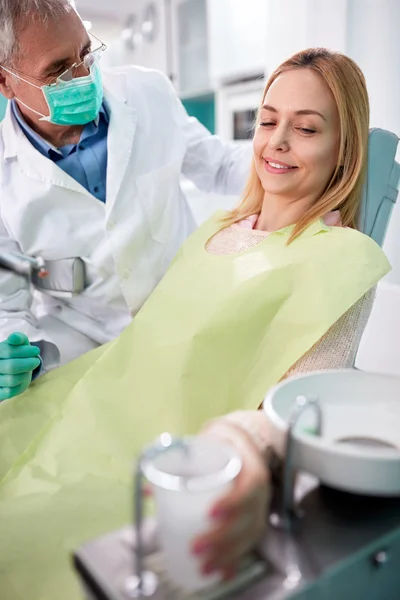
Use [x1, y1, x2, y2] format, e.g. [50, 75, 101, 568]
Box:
[5, 63, 103, 126]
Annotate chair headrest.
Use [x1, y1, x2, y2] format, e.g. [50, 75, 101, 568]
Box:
[358, 128, 400, 246]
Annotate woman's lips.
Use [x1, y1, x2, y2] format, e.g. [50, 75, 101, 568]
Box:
[263, 158, 298, 174]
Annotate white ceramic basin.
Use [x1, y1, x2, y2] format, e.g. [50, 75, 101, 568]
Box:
[263, 370, 400, 496]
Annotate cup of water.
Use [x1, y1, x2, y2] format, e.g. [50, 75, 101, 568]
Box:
[141, 434, 242, 592]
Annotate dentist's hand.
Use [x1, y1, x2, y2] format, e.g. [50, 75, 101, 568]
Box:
[0, 333, 41, 401]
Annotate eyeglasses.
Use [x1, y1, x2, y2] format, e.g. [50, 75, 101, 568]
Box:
[0, 32, 107, 88]
[54, 33, 107, 86]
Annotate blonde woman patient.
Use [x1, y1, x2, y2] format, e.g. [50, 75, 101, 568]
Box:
[0, 48, 391, 599]
[190, 47, 391, 578]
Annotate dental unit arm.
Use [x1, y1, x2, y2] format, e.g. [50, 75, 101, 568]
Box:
[0, 250, 49, 281]
[0, 249, 85, 298]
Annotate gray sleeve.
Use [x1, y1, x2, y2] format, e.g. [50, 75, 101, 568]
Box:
[283, 288, 376, 379]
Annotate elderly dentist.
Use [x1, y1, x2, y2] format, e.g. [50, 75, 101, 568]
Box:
[0, 0, 250, 401]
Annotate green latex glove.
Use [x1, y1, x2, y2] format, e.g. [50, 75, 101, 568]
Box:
[0, 333, 41, 402]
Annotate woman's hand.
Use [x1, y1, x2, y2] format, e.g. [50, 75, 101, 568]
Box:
[191, 419, 270, 581]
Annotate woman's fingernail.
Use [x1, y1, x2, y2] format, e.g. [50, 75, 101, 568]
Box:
[143, 485, 153, 497]
[210, 507, 229, 520]
[223, 567, 237, 581]
[191, 541, 210, 555]
[201, 562, 216, 575]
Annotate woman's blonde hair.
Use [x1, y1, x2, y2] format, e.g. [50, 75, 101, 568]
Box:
[223, 48, 370, 242]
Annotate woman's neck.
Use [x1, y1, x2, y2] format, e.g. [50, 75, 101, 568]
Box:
[255, 193, 315, 232]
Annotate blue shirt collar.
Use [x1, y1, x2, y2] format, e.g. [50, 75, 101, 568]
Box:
[11, 99, 108, 157]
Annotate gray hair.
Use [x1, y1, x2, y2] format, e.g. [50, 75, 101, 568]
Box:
[0, 0, 77, 65]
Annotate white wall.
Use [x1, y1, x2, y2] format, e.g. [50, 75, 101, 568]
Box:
[264, 0, 348, 75]
[207, 0, 268, 85]
[264, 0, 308, 75]
[347, 0, 400, 136]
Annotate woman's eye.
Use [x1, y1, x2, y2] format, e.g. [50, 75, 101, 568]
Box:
[297, 127, 316, 134]
[260, 121, 275, 127]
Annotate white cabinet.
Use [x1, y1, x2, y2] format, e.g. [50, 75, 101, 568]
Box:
[102, 0, 170, 74]
[207, 0, 268, 85]
[264, 0, 348, 75]
[170, 0, 210, 94]
[111, 0, 269, 94]
[172, 0, 268, 93]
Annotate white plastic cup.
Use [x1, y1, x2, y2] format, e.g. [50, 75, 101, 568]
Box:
[141, 435, 242, 592]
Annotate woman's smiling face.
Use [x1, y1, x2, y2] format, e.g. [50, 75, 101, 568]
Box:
[253, 67, 341, 204]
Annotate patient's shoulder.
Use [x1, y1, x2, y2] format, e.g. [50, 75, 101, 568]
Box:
[329, 223, 386, 250]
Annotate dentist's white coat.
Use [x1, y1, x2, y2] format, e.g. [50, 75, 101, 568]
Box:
[0, 66, 251, 368]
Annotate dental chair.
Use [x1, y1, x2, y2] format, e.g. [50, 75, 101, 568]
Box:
[357, 128, 400, 244]
[73, 129, 400, 600]
[355, 129, 400, 375]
